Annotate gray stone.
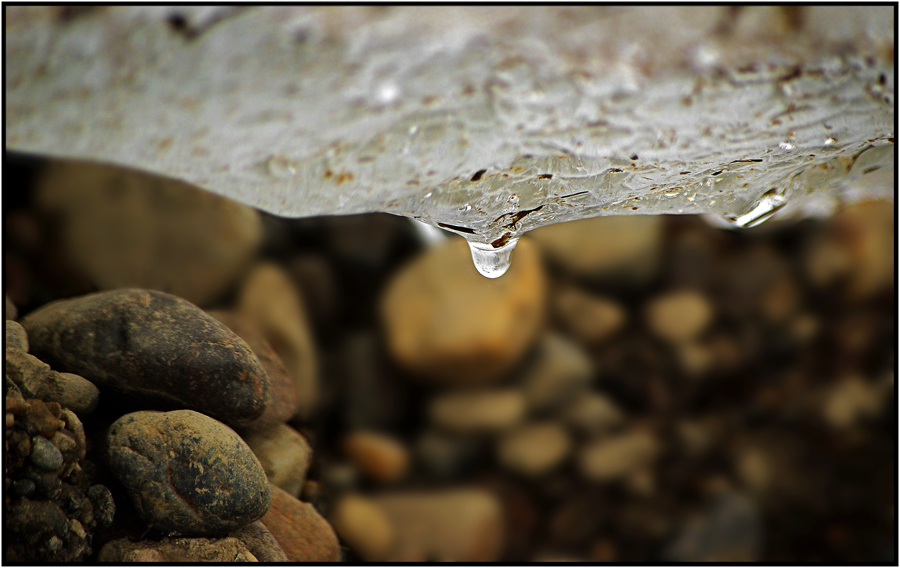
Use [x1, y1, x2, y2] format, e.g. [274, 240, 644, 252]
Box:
[107, 410, 271, 536]
[30, 436, 64, 471]
[231, 520, 289, 562]
[21, 289, 269, 425]
[6, 320, 28, 351]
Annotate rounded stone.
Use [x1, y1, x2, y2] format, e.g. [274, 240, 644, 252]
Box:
[645, 290, 714, 344]
[260, 484, 341, 562]
[6, 320, 28, 351]
[30, 435, 64, 471]
[342, 430, 410, 484]
[21, 289, 269, 425]
[99, 537, 258, 563]
[578, 429, 660, 482]
[429, 389, 526, 434]
[530, 215, 662, 284]
[106, 410, 271, 536]
[497, 422, 572, 477]
[521, 333, 594, 412]
[380, 237, 545, 386]
[237, 263, 318, 419]
[553, 286, 627, 345]
[242, 424, 312, 497]
[331, 494, 395, 561]
[373, 489, 505, 562]
[36, 160, 263, 308]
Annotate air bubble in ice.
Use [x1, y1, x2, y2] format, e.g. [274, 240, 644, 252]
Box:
[723, 189, 788, 228]
[267, 154, 298, 178]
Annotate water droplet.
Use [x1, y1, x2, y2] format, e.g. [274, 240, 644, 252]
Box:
[267, 154, 297, 178]
[424, 192, 433, 199]
[467, 237, 518, 279]
[723, 189, 787, 228]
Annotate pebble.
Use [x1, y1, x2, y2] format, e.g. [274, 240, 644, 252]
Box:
[6, 295, 17, 320]
[342, 430, 410, 484]
[36, 160, 263, 307]
[832, 200, 894, 300]
[578, 429, 660, 482]
[260, 484, 341, 562]
[821, 375, 885, 430]
[22, 289, 269, 425]
[6, 319, 28, 351]
[645, 290, 714, 344]
[243, 424, 312, 497]
[521, 333, 593, 412]
[24, 399, 61, 438]
[99, 537, 258, 562]
[209, 310, 299, 433]
[331, 493, 395, 561]
[554, 285, 627, 345]
[107, 410, 271, 536]
[497, 422, 572, 477]
[380, 237, 545, 386]
[30, 435, 64, 471]
[561, 392, 625, 435]
[237, 263, 319, 419]
[429, 389, 526, 434]
[231, 520, 289, 562]
[5, 349, 99, 414]
[530, 215, 662, 284]
[664, 491, 762, 562]
[373, 489, 505, 562]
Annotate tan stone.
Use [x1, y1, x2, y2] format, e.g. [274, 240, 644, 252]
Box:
[530, 215, 662, 283]
[554, 286, 627, 344]
[98, 537, 258, 562]
[36, 161, 262, 307]
[373, 489, 504, 562]
[821, 375, 885, 430]
[497, 422, 571, 477]
[238, 263, 318, 418]
[343, 430, 410, 484]
[243, 424, 312, 497]
[261, 484, 341, 562]
[579, 430, 660, 482]
[331, 494, 395, 561]
[380, 237, 545, 386]
[429, 389, 526, 434]
[645, 290, 714, 344]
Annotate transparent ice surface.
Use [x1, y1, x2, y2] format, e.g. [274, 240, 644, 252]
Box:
[6, 6, 895, 248]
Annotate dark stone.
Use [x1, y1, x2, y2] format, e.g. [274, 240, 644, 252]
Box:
[30, 435, 64, 471]
[88, 484, 116, 528]
[4, 498, 69, 562]
[21, 289, 270, 425]
[9, 479, 36, 497]
[664, 491, 762, 562]
[107, 410, 270, 536]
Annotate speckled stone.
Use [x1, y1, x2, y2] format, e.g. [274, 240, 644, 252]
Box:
[107, 410, 271, 536]
[21, 289, 269, 425]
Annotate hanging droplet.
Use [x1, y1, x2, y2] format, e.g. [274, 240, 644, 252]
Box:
[722, 189, 788, 228]
[467, 237, 519, 279]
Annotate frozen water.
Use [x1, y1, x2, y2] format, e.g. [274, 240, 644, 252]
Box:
[6, 6, 895, 254]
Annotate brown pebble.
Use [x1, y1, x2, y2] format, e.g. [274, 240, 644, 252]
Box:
[260, 484, 341, 562]
[6, 394, 29, 416]
[331, 494, 395, 561]
[343, 430, 410, 484]
[373, 488, 505, 562]
[6, 413, 14, 429]
[6, 295, 18, 320]
[25, 399, 60, 438]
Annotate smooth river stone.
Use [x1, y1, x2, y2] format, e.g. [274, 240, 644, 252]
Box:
[107, 410, 271, 536]
[21, 289, 269, 425]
